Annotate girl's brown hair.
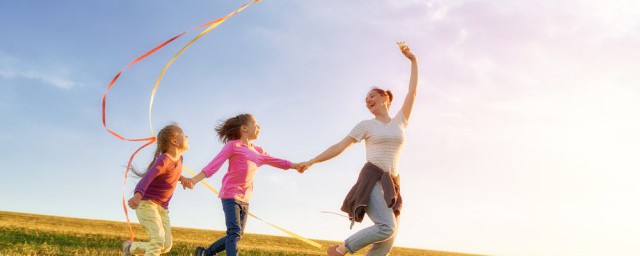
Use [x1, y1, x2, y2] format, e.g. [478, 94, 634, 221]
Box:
[131, 124, 183, 177]
[215, 114, 253, 143]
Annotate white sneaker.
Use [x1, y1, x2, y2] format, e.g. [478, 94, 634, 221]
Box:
[122, 240, 132, 256]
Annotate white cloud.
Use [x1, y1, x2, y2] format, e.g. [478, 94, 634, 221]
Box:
[0, 53, 79, 89]
[0, 69, 78, 89]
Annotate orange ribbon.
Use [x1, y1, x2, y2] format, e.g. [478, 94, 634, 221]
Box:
[103, 0, 322, 249]
[102, 0, 262, 242]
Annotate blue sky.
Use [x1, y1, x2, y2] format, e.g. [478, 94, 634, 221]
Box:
[1, 1, 640, 255]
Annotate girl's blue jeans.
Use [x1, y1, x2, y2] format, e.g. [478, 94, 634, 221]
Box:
[204, 198, 249, 256]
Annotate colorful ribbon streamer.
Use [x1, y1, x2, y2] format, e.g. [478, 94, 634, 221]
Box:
[102, 0, 321, 248]
[147, 0, 261, 135]
[183, 167, 322, 248]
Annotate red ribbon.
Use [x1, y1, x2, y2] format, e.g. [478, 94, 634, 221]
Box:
[102, 0, 261, 242]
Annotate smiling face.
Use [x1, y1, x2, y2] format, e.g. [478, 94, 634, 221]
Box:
[242, 116, 260, 141]
[365, 89, 391, 115]
[175, 132, 189, 152]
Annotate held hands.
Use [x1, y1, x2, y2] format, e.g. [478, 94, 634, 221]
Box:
[295, 161, 314, 174]
[179, 176, 195, 189]
[291, 162, 307, 173]
[291, 163, 304, 174]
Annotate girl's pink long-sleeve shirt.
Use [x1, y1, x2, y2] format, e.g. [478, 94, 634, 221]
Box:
[202, 140, 292, 203]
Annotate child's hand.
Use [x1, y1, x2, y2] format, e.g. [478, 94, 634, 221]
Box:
[180, 177, 195, 189]
[291, 163, 301, 173]
[128, 193, 142, 209]
[296, 161, 313, 174]
[291, 162, 302, 173]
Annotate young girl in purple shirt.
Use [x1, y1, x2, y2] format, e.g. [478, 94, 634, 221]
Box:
[122, 124, 194, 256]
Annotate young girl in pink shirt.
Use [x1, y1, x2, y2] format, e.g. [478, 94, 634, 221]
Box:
[188, 114, 300, 256]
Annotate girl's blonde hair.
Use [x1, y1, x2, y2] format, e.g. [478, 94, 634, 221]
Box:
[131, 124, 183, 177]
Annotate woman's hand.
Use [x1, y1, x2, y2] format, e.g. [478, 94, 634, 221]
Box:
[398, 42, 416, 62]
[296, 161, 314, 174]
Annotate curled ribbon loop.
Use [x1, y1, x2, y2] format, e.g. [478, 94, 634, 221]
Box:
[103, 0, 321, 248]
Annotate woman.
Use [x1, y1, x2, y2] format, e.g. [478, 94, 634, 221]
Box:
[299, 43, 418, 256]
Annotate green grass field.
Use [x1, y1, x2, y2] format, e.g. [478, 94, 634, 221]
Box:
[0, 211, 482, 256]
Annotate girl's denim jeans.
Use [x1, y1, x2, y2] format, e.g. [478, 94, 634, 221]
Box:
[205, 198, 249, 256]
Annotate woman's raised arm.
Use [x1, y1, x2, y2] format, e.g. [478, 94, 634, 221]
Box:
[400, 44, 418, 121]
